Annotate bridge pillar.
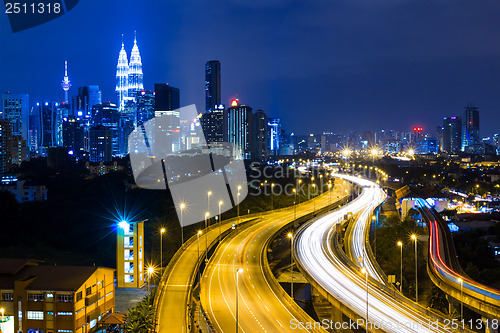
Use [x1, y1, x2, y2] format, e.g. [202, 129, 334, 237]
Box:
[311, 286, 343, 332]
[482, 316, 499, 333]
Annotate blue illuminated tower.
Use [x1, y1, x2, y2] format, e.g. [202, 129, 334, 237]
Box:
[116, 35, 129, 112]
[61, 59, 71, 104]
[128, 32, 144, 99]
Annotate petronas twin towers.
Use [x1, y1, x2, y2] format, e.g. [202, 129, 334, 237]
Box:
[116, 33, 144, 111]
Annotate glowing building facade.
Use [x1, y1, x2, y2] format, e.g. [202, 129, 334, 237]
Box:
[115, 34, 144, 112]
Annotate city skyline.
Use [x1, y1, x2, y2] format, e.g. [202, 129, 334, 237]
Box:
[2, 1, 500, 137]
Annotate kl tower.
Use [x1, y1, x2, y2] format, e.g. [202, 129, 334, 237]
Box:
[61, 59, 71, 103]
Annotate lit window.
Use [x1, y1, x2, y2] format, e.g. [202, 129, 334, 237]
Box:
[28, 294, 44, 302]
[57, 294, 73, 303]
[57, 312, 73, 316]
[27, 311, 44, 320]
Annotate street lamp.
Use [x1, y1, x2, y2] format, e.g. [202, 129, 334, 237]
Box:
[292, 188, 297, 219]
[0, 307, 4, 333]
[236, 268, 244, 333]
[361, 267, 369, 331]
[147, 266, 154, 293]
[204, 212, 209, 263]
[271, 183, 275, 210]
[180, 203, 185, 249]
[311, 184, 317, 212]
[207, 190, 212, 223]
[411, 234, 418, 302]
[287, 232, 294, 299]
[397, 241, 403, 293]
[297, 179, 302, 207]
[197, 230, 202, 282]
[218, 200, 223, 243]
[458, 277, 463, 320]
[328, 183, 332, 205]
[237, 186, 242, 223]
[160, 228, 166, 273]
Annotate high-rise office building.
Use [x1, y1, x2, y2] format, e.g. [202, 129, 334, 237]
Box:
[462, 104, 480, 151]
[200, 104, 225, 143]
[227, 99, 253, 159]
[62, 116, 86, 154]
[38, 101, 58, 149]
[89, 125, 113, 162]
[205, 60, 221, 112]
[54, 103, 71, 147]
[136, 90, 155, 126]
[0, 119, 12, 174]
[116, 39, 129, 112]
[10, 135, 29, 166]
[88, 85, 102, 112]
[93, 103, 120, 156]
[267, 118, 280, 155]
[128, 34, 144, 98]
[443, 116, 462, 153]
[1, 93, 29, 144]
[154, 84, 181, 154]
[116, 34, 144, 111]
[253, 110, 268, 160]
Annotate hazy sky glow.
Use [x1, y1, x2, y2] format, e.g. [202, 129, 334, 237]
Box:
[1, 0, 500, 136]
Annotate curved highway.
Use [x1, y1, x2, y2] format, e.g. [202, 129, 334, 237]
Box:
[416, 198, 500, 317]
[200, 183, 349, 333]
[294, 175, 469, 333]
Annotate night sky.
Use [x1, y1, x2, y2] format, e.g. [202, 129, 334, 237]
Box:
[2, 0, 500, 137]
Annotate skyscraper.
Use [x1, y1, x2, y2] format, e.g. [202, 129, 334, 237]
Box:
[38, 101, 58, 149]
[136, 90, 155, 126]
[1, 93, 29, 144]
[0, 119, 12, 174]
[462, 104, 480, 151]
[89, 125, 113, 162]
[116, 34, 144, 112]
[154, 83, 181, 153]
[205, 60, 221, 112]
[267, 118, 281, 155]
[200, 104, 225, 143]
[443, 116, 462, 153]
[227, 99, 253, 159]
[116, 37, 129, 112]
[128, 33, 144, 98]
[253, 110, 268, 160]
[93, 103, 120, 156]
[88, 85, 102, 112]
[61, 59, 71, 104]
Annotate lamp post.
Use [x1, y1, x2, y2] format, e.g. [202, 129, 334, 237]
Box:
[204, 212, 209, 263]
[328, 183, 332, 206]
[361, 267, 369, 331]
[237, 186, 242, 223]
[180, 203, 185, 249]
[458, 278, 463, 320]
[311, 184, 317, 212]
[293, 189, 297, 219]
[287, 232, 294, 299]
[197, 230, 202, 282]
[397, 241, 403, 293]
[236, 268, 244, 333]
[207, 190, 212, 225]
[372, 216, 377, 257]
[160, 228, 166, 273]
[147, 266, 154, 294]
[271, 183, 275, 210]
[411, 234, 418, 302]
[218, 200, 223, 243]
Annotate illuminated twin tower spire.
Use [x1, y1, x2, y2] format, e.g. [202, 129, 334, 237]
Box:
[116, 32, 144, 111]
